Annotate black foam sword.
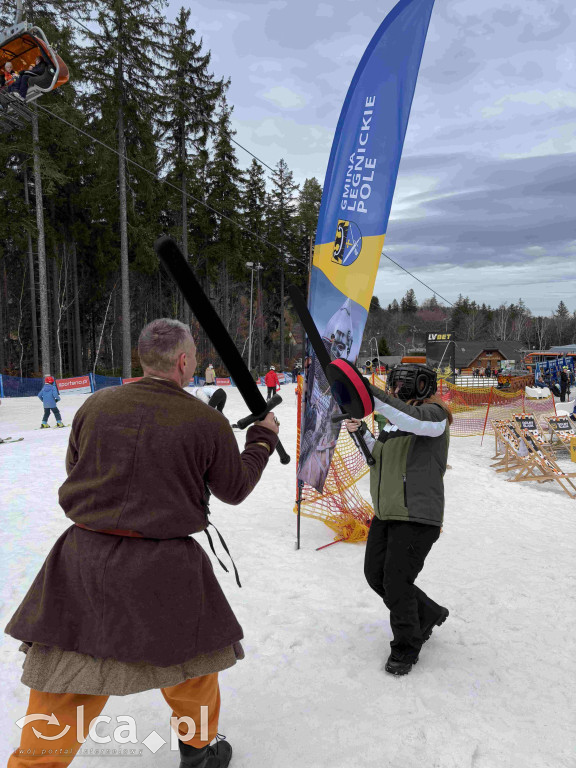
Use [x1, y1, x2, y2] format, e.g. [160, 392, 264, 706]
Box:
[287, 284, 375, 467]
[155, 236, 290, 465]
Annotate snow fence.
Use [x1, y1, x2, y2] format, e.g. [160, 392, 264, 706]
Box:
[293, 374, 557, 544]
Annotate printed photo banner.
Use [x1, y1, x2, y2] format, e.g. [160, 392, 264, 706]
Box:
[299, 0, 436, 492]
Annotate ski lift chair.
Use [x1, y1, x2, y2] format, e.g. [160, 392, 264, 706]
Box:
[0, 20, 68, 130]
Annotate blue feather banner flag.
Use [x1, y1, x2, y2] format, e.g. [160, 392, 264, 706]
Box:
[298, 0, 436, 491]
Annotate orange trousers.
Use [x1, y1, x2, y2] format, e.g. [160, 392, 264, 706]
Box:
[7, 674, 220, 768]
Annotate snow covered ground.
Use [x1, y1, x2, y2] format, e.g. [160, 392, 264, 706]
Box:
[1, 387, 575, 768]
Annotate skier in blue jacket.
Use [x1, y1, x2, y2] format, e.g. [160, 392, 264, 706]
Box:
[38, 376, 64, 428]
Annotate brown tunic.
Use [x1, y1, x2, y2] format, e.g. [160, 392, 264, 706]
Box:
[5, 377, 278, 669]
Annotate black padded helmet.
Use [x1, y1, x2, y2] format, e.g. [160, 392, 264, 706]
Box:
[387, 363, 437, 401]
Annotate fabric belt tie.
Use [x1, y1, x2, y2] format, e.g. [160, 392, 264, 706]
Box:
[204, 523, 242, 588]
[73, 522, 242, 587]
[74, 522, 144, 538]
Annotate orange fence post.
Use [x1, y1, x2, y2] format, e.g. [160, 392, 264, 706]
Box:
[481, 386, 494, 446]
[294, 375, 303, 550]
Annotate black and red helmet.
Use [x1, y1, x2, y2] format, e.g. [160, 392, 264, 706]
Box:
[387, 363, 437, 401]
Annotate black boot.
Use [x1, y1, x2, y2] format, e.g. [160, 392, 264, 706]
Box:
[385, 653, 418, 676]
[421, 607, 449, 644]
[178, 736, 232, 768]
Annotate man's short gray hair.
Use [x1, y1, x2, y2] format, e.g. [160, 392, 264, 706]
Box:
[138, 318, 192, 373]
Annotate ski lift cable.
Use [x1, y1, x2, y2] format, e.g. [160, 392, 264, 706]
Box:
[380, 250, 454, 307]
[58, 10, 277, 173]
[33, 100, 288, 259]
[24, 98, 456, 302]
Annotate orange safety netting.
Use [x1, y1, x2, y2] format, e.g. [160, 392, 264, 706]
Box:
[438, 379, 556, 438]
[294, 375, 558, 542]
[372, 375, 557, 438]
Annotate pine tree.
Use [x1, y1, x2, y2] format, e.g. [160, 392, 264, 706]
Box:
[242, 159, 267, 262]
[421, 295, 440, 310]
[78, 0, 167, 377]
[296, 177, 322, 277]
[554, 300, 570, 345]
[160, 7, 225, 325]
[370, 296, 382, 312]
[268, 158, 299, 368]
[400, 288, 418, 314]
[378, 336, 391, 356]
[241, 159, 268, 372]
[205, 97, 243, 331]
[0, 144, 28, 373]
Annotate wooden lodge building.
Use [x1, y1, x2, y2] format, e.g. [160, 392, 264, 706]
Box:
[454, 341, 524, 374]
[358, 340, 524, 374]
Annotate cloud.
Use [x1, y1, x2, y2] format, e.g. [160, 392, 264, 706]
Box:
[316, 3, 334, 17]
[482, 89, 576, 118]
[373, 252, 576, 316]
[518, 3, 572, 43]
[261, 85, 308, 109]
[387, 151, 576, 261]
[249, 60, 283, 73]
[234, 115, 332, 181]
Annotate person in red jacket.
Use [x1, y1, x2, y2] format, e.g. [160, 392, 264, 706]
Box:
[264, 365, 280, 399]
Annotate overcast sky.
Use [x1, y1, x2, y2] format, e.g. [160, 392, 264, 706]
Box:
[166, 0, 576, 317]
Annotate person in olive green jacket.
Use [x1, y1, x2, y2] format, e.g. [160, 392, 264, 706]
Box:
[346, 364, 452, 676]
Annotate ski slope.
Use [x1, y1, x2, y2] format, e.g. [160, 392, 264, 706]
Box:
[1, 387, 575, 768]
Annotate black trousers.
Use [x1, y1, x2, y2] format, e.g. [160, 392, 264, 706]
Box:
[207, 388, 227, 412]
[364, 517, 442, 661]
[266, 386, 276, 399]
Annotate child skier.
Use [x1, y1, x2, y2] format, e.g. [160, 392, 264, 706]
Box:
[38, 375, 64, 428]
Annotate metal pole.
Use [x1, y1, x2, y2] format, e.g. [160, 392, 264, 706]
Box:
[296, 480, 303, 550]
[247, 266, 254, 371]
[370, 336, 378, 366]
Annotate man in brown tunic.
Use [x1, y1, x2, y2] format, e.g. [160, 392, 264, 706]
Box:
[6, 319, 279, 768]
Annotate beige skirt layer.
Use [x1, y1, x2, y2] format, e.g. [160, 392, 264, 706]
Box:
[19, 641, 245, 696]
